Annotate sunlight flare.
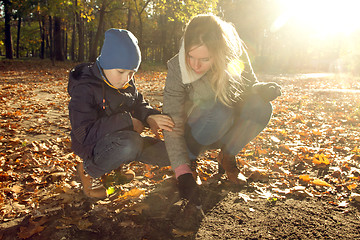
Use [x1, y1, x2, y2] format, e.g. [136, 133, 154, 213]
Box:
[273, 0, 360, 36]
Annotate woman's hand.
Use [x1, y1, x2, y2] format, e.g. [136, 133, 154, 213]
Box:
[132, 117, 144, 134]
[252, 82, 281, 102]
[146, 114, 175, 139]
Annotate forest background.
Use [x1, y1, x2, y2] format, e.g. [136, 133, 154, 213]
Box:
[2, 0, 360, 75]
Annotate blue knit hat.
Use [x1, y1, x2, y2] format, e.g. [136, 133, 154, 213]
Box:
[97, 29, 141, 71]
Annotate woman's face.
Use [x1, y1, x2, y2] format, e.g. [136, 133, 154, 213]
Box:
[103, 68, 134, 89]
[187, 45, 214, 74]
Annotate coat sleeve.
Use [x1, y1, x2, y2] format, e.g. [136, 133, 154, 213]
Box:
[163, 58, 191, 170]
[233, 45, 259, 102]
[130, 82, 161, 125]
[69, 83, 133, 146]
[241, 45, 258, 89]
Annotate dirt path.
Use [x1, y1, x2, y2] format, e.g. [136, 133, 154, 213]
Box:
[1, 60, 360, 239]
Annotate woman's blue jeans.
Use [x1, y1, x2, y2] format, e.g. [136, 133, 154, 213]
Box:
[84, 131, 170, 178]
[185, 94, 272, 158]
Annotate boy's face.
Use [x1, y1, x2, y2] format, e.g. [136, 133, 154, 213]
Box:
[103, 69, 135, 89]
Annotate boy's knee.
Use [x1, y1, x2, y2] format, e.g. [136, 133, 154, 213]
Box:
[119, 131, 143, 160]
[93, 130, 143, 165]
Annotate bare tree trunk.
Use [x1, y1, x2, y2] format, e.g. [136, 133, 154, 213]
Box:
[39, 16, 46, 59]
[49, 16, 55, 64]
[71, 21, 76, 60]
[4, 0, 13, 59]
[127, 7, 132, 30]
[16, 16, 21, 58]
[63, 27, 67, 60]
[78, 15, 85, 62]
[54, 16, 65, 61]
[70, 0, 77, 61]
[134, 0, 151, 59]
[88, 30, 93, 60]
[159, 14, 167, 63]
[89, 0, 108, 62]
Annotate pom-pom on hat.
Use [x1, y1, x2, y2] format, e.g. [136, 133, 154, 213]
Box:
[97, 29, 141, 71]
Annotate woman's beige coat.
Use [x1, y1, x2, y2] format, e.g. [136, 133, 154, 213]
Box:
[163, 53, 258, 170]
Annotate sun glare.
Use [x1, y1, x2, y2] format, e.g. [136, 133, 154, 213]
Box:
[272, 0, 360, 36]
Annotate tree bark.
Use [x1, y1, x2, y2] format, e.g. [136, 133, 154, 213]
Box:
[54, 16, 65, 61]
[63, 27, 67, 60]
[49, 16, 55, 64]
[77, 14, 85, 62]
[71, 21, 76, 60]
[134, 0, 151, 59]
[70, 0, 77, 61]
[127, 7, 132, 30]
[16, 16, 21, 58]
[89, 0, 108, 62]
[4, 0, 13, 59]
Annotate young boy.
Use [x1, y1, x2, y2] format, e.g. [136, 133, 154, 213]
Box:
[68, 29, 174, 199]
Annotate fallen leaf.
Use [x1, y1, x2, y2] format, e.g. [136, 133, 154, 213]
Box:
[238, 193, 252, 202]
[18, 217, 48, 239]
[311, 179, 332, 188]
[75, 218, 93, 230]
[350, 193, 360, 202]
[299, 175, 312, 182]
[117, 188, 145, 201]
[172, 228, 194, 237]
[10, 185, 22, 193]
[130, 202, 150, 214]
[119, 220, 136, 227]
[347, 183, 357, 191]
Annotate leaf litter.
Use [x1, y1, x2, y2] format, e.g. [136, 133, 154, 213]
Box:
[0, 61, 360, 239]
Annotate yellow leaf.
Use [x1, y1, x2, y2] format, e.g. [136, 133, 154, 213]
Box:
[312, 129, 322, 136]
[311, 179, 332, 188]
[312, 153, 330, 165]
[299, 175, 312, 182]
[118, 188, 145, 201]
[347, 183, 357, 190]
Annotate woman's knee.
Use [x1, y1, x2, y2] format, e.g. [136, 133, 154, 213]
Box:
[240, 95, 273, 124]
[187, 101, 233, 145]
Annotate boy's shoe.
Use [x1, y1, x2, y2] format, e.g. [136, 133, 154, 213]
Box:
[77, 162, 107, 199]
[217, 150, 246, 185]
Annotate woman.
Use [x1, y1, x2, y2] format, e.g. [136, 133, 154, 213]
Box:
[163, 14, 281, 204]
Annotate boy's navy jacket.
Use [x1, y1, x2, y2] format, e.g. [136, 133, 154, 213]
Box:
[68, 62, 160, 160]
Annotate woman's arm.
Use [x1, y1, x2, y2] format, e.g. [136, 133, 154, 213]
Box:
[163, 57, 192, 170]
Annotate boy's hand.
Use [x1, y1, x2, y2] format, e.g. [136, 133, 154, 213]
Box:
[131, 117, 144, 134]
[146, 114, 174, 139]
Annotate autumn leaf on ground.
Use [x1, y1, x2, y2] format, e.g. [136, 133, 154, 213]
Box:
[311, 178, 332, 188]
[18, 216, 48, 239]
[299, 175, 312, 182]
[347, 183, 357, 191]
[312, 153, 330, 165]
[116, 188, 145, 201]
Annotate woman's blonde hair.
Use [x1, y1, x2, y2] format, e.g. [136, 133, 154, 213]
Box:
[184, 14, 245, 106]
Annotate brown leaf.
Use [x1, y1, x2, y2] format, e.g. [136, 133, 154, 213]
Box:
[18, 217, 48, 239]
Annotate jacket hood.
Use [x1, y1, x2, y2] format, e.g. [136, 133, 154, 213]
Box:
[68, 63, 102, 96]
